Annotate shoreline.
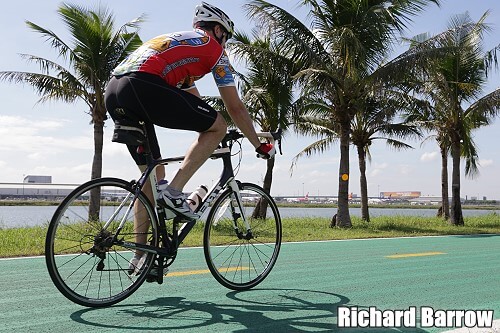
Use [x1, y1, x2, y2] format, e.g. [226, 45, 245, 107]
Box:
[1, 200, 499, 210]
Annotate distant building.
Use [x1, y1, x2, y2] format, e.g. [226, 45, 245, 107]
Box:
[409, 196, 443, 205]
[0, 187, 73, 199]
[23, 175, 52, 184]
[381, 191, 421, 199]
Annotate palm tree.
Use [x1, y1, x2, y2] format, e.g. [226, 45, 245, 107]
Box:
[405, 12, 500, 225]
[294, 96, 421, 222]
[0, 3, 142, 217]
[245, 0, 440, 227]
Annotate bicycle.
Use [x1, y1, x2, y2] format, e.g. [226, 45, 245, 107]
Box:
[45, 124, 283, 307]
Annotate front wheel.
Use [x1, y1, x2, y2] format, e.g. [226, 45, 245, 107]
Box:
[204, 182, 282, 290]
[45, 177, 159, 307]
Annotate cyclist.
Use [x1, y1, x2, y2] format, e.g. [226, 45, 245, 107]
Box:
[105, 2, 275, 222]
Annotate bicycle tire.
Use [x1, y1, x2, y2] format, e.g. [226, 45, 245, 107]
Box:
[45, 177, 159, 307]
[204, 182, 282, 290]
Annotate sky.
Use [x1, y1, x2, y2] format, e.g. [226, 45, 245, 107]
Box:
[0, 0, 499, 200]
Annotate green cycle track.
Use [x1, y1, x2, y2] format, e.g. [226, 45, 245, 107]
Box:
[1, 234, 499, 332]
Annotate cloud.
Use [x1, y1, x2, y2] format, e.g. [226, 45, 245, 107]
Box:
[369, 162, 388, 177]
[420, 151, 439, 162]
[103, 140, 130, 157]
[0, 115, 64, 131]
[0, 115, 91, 155]
[479, 159, 493, 168]
[27, 152, 44, 160]
[398, 164, 414, 175]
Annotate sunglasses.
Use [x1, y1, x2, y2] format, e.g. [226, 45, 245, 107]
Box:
[221, 28, 232, 41]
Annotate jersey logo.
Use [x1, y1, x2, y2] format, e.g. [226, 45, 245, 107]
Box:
[162, 57, 200, 77]
[214, 66, 227, 79]
[147, 36, 173, 52]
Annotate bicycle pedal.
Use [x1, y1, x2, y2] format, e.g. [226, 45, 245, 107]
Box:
[145, 264, 168, 283]
[145, 273, 166, 284]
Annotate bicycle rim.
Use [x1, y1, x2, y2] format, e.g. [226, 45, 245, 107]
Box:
[45, 178, 158, 307]
[204, 182, 282, 290]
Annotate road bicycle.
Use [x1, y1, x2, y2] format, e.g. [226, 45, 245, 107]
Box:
[45, 124, 282, 307]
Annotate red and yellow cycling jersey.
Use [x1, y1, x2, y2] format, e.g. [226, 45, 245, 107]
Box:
[113, 29, 235, 89]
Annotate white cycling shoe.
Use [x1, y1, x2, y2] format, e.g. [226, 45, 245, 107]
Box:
[157, 187, 200, 220]
[128, 253, 146, 275]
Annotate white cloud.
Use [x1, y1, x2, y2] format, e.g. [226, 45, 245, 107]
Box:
[479, 159, 493, 168]
[398, 164, 414, 175]
[102, 141, 130, 157]
[420, 151, 439, 162]
[27, 152, 44, 160]
[0, 115, 90, 156]
[0, 115, 65, 131]
[369, 162, 388, 177]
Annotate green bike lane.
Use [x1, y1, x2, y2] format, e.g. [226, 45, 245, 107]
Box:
[1, 234, 499, 332]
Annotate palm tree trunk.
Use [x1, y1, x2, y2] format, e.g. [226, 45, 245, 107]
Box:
[357, 145, 369, 222]
[439, 146, 450, 220]
[252, 158, 275, 219]
[449, 140, 464, 226]
[91, 120, 104, 180]
[336, 122, 352, 228]
[89, 120, 105, 221]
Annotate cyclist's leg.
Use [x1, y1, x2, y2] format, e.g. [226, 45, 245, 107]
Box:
[123, 129, 165, 256]
[169, 113, 226, 190]
[135, 164, 164, 249]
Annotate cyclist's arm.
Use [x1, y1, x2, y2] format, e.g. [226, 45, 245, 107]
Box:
[218, 85, 261, 149]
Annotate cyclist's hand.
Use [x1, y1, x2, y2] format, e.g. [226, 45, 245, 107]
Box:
[256, 143, 276, 159]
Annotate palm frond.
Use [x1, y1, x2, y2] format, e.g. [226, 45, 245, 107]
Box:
[465, 88, 500, 120]
[461, 131, 480, 178]
[385, 138, 415, 150]
[295, 115, 336, 137]
[25, 20, 74, 61]
[290, 136, 337, 173]
[245, 0, 328, 67]
[0, 70, 86, 105]
[484, 43, 499, 75]
[380, 0, 442, 31]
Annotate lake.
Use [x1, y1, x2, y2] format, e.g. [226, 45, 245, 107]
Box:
[0, 205, 498, 229]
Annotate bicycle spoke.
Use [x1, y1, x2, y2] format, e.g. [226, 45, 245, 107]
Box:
[45, 178, 158, 307]
[204, 183, 281, 290]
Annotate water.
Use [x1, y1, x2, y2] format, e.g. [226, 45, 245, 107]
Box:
[0, 205, 498, 229]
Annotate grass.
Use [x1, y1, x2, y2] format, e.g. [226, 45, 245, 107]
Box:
[0, 225, 48, 258]
[1, 213, 499, 258]
[281, 214, 500, 241]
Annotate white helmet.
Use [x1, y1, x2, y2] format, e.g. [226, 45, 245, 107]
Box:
[193, 2, 235, 37]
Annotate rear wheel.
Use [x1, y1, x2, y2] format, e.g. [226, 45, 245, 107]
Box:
[204, 182, 281, 290]
[45, 177, 158, 307]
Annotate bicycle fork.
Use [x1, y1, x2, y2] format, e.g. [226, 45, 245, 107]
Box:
[227, 180, 253, 240]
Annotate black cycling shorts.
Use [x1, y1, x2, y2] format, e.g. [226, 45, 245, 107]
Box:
[104, 72, 218, 165]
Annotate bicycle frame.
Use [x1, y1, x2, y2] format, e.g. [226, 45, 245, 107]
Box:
[115, 131, 248, 258]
